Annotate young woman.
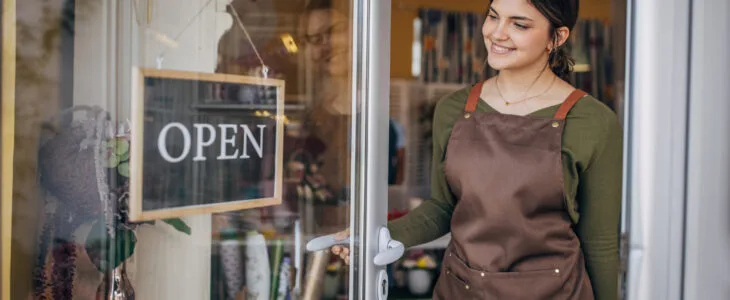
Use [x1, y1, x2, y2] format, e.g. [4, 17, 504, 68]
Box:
[332, 0, 622, 299]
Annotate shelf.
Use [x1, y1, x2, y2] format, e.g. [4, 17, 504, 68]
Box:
[212, 233, 317, 247]
[212, 232, 450, 250]
[191, 103, 306, 111]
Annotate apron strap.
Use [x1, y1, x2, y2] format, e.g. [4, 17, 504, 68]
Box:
[553, 89, 588, 120]
[465, 81, 485, 113]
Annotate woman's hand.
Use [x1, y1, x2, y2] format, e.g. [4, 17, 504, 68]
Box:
[330, 228, 350, 265]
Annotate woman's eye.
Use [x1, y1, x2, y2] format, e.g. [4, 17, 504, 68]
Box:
[514, 23, 529, 29]
[487, 14, 498, 20]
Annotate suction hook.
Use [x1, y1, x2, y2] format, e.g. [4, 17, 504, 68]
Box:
[156, 55, 164, 69]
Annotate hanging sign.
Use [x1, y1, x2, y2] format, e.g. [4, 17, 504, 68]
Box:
[129, 68, 285, 221]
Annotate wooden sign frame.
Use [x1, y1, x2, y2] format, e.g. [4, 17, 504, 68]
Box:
[130, 68, 285, 222]
[1, 0, 15, 299]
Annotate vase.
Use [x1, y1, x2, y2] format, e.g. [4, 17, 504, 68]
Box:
[220, 236, 244, 300]
[96, 261, 135, 300]
[406, 269, 432, 296]
[244, 231, 270, 300]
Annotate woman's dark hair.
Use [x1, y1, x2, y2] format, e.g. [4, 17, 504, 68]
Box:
[531, 0, 579, 79]
[490, 0, 580, 79]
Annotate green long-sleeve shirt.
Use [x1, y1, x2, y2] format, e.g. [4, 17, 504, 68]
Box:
[388, 87, 623, 300]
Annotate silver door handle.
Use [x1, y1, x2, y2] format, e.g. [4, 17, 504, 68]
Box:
[306, 235, 350, 252]
[373, 227, 404, 266]
[305, 227, 404, 266]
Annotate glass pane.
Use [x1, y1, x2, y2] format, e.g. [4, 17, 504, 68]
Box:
[6, 0, 356, 299]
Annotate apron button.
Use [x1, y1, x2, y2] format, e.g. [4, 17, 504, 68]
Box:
[480, 272, 485, 277]
[464, 113, 471, 119]
[554, 268, 560, 274]
[465, 284, 470, 290]
[552, 121, 560, 128]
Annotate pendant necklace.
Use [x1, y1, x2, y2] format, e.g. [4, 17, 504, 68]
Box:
[495, 65, 555, 106]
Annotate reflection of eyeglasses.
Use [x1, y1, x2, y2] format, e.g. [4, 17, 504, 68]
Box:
[303, 22, 346, 45]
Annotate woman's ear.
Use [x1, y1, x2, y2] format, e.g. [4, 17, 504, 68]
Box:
[554, 26, 571, 48]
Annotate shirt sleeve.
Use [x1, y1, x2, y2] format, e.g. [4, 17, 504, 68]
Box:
[388, 98, 458, 248]
[575, 115, 623, 300]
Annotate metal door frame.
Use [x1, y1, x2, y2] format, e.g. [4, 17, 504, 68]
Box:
[623, 0, 692, 298]
[350, 0, 391, 299]
[683, 0, 730, 299]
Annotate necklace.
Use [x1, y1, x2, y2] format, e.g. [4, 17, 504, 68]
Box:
[495, 66, 555, 106]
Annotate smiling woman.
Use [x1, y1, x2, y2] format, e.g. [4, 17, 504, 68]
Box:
[379, 0, 623, 299]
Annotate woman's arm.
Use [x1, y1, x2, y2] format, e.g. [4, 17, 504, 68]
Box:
[387, 98, 460, 248]
[575, 115, 624, 300]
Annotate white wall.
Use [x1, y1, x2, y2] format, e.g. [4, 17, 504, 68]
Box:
[683, 0, 730, 298]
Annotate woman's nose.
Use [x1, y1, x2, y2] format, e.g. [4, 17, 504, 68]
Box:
[489, 23, 509, 41]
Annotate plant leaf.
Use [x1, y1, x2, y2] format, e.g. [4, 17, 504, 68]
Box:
[113, 138, 130, 155]
[85, 219, 137, 273]
[162, 218, 191, 235]
[118, 162, 130, 177]
[107, 153, 120, 168]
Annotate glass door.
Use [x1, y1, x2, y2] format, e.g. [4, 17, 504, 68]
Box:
[1, 0, 393, 299]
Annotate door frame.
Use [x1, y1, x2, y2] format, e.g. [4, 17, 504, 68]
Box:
[623, 0, 692, 298]
[350, 0, 392, 299]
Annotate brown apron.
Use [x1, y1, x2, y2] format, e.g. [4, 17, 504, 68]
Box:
[432, 82, 594, 300]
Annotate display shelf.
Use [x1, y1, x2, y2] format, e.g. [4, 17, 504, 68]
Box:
[191, 103, 306, 110]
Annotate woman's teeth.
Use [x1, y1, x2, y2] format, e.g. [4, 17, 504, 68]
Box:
[491, 44, 515, 54]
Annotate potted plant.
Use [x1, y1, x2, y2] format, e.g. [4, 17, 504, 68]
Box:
[399, 250, 438, 296]
[35, 107, 192, 300]
[322, 256, 346, 299]
[87, 122, 193, 299]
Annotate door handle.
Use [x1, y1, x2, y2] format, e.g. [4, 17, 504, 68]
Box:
[373, 227, 404, 266]
[305, 227, 404, 266]
[306, 235, 350, 252]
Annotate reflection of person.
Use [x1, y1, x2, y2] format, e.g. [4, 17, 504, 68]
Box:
[333, 0, 622, 299]
[300, 0, 352, 197]
[302, 0, 406, 191]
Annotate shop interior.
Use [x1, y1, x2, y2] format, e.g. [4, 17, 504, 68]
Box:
[5, 0, 628, 299]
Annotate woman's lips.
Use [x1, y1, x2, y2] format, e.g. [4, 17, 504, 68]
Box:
[490, 43, 516, 54]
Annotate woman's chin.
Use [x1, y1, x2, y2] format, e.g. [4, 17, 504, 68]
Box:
[487, 57, 512, 71]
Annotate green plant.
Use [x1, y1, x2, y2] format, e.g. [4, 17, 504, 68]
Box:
[85, 134, 191, 273]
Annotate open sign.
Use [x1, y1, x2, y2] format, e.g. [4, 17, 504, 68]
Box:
[129, 68, 284, 221]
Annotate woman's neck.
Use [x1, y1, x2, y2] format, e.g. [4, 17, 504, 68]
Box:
[496, 61, 555, 98]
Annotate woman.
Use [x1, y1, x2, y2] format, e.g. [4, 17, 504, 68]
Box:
[332, 0, 622, 299]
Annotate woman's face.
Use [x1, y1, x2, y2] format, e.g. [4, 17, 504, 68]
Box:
[482, 0, 555, 72]
[304, 9, 350, 77]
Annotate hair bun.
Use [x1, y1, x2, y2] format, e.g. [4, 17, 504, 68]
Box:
[549, 47, 575, 80]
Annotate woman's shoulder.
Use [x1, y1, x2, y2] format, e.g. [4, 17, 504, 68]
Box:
[433, 86, 471, 117]
[569, 94, 621, 127]
[564, 93, 623, 148]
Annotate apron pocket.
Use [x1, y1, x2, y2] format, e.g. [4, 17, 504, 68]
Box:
[480, 256, 582, 300]
[433, 252, 484, 299]
[440, 249, 586, 299]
